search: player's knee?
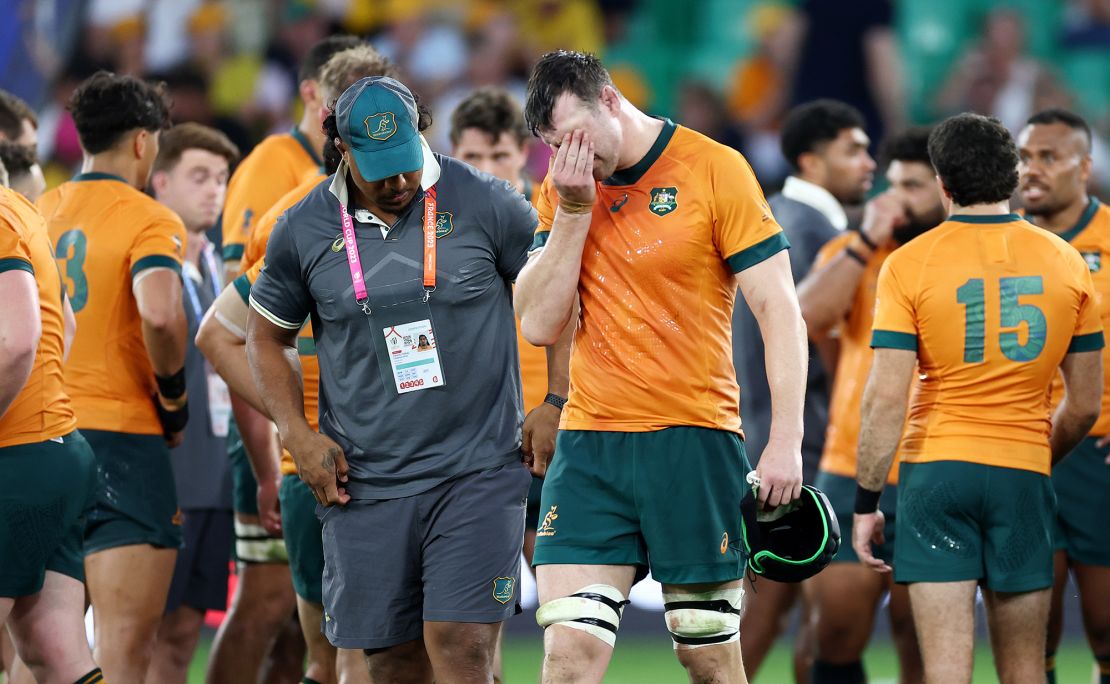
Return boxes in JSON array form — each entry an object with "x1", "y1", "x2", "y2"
[
  {"x1": 661, "y1": 586, "x2": 743, "y2": 651},
  {"x1": 537, "y1": 584, "x2": 629, "y2": 650},
  {"x1": 811, "y1": 659, "x2": 865, "y2": 684}
]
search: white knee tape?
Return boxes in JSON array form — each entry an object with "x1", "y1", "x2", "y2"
[
  {"x1": 234, "y1": 520, "x2": 288, "y2": 563},
  {"x1": 535, "y1": 584, "x2": 629, "y2": 647},
  {"x1": 662, "y1": 587, "x2": 744, "y2": 649}
]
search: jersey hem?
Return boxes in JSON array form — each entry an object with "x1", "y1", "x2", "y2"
[
  {"x1": 222, "y1": 244, "x2": 245, "y2": 262},
  {"x1": 558, "y1": 420, "x2": 743, "y2": 434},
  {"x1": 233, "y1": 274, "x2": 252, "y2": 304}
]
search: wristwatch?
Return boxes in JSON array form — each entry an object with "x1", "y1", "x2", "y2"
[{"x1": 544, "y1": 393, "x2": 567, "y2": 410}]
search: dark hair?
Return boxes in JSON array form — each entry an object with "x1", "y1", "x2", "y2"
[
  {"x1": 0, "y1": 141, "x2": 36, "y2": 179},
  {"x1": 0, "y1": 90, "x2": 37, "y2": 140},
  {"x1": 928, "y1": 113, "x2": 1019, "y2": 206},
  {"x1": 450, "y1": 87, "x2": 530, "y2": 147},
  {"x1": 322, "y1": 94, "x2": 432, "y2": 175},
  {"x1": 153, "y1": 122, "x2": 240, "y2": 173},
  {"x1": 524, "y1": 50, "x2": 613, "y2": 136},
  {"x1": 68, "y1": 71, "x2": 171, "y2": 154},
  {"x1": 881, "y1": 126, "x2": 934, "y2": 168},
  {"x1": 1026, "y1": 108, "x2": 1092, "y2": 149},
  {"x1": 299, "y1": 35, "x2": 363, "y2": 84},
  {"x1": 780, "y1": 99, "x2": 866, "y2": 171}
]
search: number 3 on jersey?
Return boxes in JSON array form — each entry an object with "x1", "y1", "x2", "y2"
[
  {"x1": 55, "y1": 229, "x2": 88, "y2": 312},
  {"x1": 956, "y1": 275, "x2": 1046, "y2": 363}
]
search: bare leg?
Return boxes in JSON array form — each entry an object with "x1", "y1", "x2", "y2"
[
  {"x1": 888, "y1": 582, "x2": 924, "y2": 684},
  {"x1": 537, "y1": 564, "x2": 637, "y2": 684},
  {"x1": 7, "y1": 571, "x2": 98, "y2": 684},
  {"x1": 1046, "y1": 551, "x2": 1069, "y2": 680},
  {"x1": 738, "y1": 576, "x2": 798, "y2": 679},
  {"x1": 808, "y1": 562, "x2": 885, "y2": 679},
  {"x1": 983, "y1": 587, "x2": 1051, "y2": 684},
  {"x1": 337, "y1": 646, "x2": 371, "y2": 684},
  {"x1": 365, "y1": 639, "x2": 434, "y2": 684},
  {"x1": 296, "y1": 596, "x2": 337, "y2": 684},
  {"x1": 424, "y1": 621, "x2": 502, "y2": 684},
  {"x1": 664, "y1": 580, "x2": 748, "y2": 684},
  {"x1": 85, "y1": 544, "x2": 177, "y2": 682},
  {"x1": 147, "y1": 605, "x2": 206, "y2": 684},
  {"x1": 1073, "y1": 564, "x2": 1110, "y2": 680},
  {"x1": 907, "y1": 581, "x2": 977, "y2": 684}
]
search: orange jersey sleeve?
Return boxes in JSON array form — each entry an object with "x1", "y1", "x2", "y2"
[
  {"x1": 221, "y1": 131, "x2": 323, "y2": 267},
  {"x1": 871, "y1": 215, "x2": 1106, "y2": 475},
  {"x1": 713, "y1": 151, "x2": 787, "y2": 273},
  {"x1": 40, "y1": 175, "x2": 186, "y2": 435},
  {"x1": 0, "y1": 187, "x2": 76, "y2": 446}
]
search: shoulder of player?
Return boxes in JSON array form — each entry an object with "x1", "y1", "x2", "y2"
[
  {"x1": 228, "y1": 133, "x2": 301, "y2": 183},
  {"x1": 667, "y1": 125, "x2": 750, "y2": 177},
  {"x1": 436, "y1": 153, "x2": 516, "y2": 197}
]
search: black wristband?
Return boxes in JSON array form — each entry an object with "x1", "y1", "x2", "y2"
[
  {"x1": 155, "y1": 398, "x2": 189, "y2": 435},
  {"x1": 844, "y1": 246, "x2": 868, "y2": 266},
  {"x1": 544, "y1": 393, "x2": 567, "y2": 410},
  {"x1": 854, "y1": 485, "x2": 882, "y2": 514},
  {"x1": 155, "y1": 368, "x2": 187, "y2": 400},
  {"x1": 857, "y1": 230, "x2": 879, "y2": 251}
]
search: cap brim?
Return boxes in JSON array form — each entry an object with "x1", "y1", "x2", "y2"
[{"x1": 350, "y1": 134, "x2": 423, "y2": 183}]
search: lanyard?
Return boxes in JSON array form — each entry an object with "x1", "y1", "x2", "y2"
[
  {"x1": 183, "y1": 246, "x2": 222, "y2": 321},
  {"x1": 341, "y1": 187, "x2": 437, "y2": 316}
]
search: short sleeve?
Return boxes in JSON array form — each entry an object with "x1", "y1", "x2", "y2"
[
  {"x1": 248, "y1": 213, "x2": 311, "y2": 330},
  {"x1": 0, "y1": 219, "x2": 33, "y2": 275},
  {"x1": 129, "y1": 211, "x2": 185, "y2": 281},
  {"x1": 530, "y1": 176, "x2": 556, "y2": 253},
  {"x1": 1068, "y1": 254, "x2": 1105, "y2": 353},
  {"x1": 870, "y1": 255, "x2": 918, "y2": 351},
  {"x1": 239, "y1": 203, "x2": 281, "y2": 275},
  {"x1": 491, "y1": 180, "x2": 539, "y2": 281},
  {"x1": 713, "y1": 151, "x2": 791, "y2": 273},
  {"x1": 813, "y1": 233, "x2": 853, "y2": 271}
]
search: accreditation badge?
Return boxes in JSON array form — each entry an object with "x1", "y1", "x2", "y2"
[
  {"x1": 382, "y1": 319, "x2": 445, "y2": 394},
  {"x1": 206, "y1": 367, "x2": 231, "y2": 437}
]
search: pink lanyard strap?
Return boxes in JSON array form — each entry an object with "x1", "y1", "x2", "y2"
[{"x1": 341, "y1": 187, "x2": 438, "y2": 315}]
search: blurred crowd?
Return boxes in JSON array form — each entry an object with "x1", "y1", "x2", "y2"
[{"x1": 3, "y1": 0, "x2": 1110, "y2": 194}]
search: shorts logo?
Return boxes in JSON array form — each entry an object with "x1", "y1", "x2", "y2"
[
  {"x1": 1082, "y1": 250, "x2": 1101, "y2": 272},
  {"x1": 648, "y1": 187, "x2": 678, "y2": 216},
  {"x1": 720, "y1": 532, "x2": 729, "y2": 555},
  {"x1": 172, "y1": 509, "x2": 184, "y2": 526},
  {"x1": 331, "y1": 235, "x2": 344, "y2": 252},
  {"x1": 364, "y1": 112, "x2": 398, "y2": 141},
  {"x1": 435, "y1": 212, "x2": 453, "y2": 239},
  {"x1": 492, "y1": 577, "x2": 515, "y2": 604},
  {"x1": 536, "y1": 505, "x2": 558, "y2": 537}
]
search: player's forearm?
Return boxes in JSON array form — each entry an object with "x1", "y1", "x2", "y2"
[
  {"x1": 757, "y1": 300, "x2": 808, "y2": 448},
  {"x1": 62, "y1": 296, "x2": 76, "y2": 362},
  {"x1": 232, "y1": 392, "x2": 280, "y2": 484},
  {"x1": 1050, "y1": 397, "x2": 1100, "y2": 465},
  {"x1": 797, "y1": 254, "x2": 865, "y2": 338},
  {"x1": 246, "y1": 314, "x2": 310, "y2": 446},
  {"x1": 516, "y1": 210, "x2": 591, "y2": 346},
  {"x1": 141, "y1": 312, "x2": 187, "y2": 376},
  {"x1": 0, "y1": 344, "x2": 35, "y2": 419},
  {"x1": 197, "y1": 310, "x2": 268, "y2": 414},
  {"x1": 856, "y1": 382, "x2": 906, "y2": 491},
  {"x1": 545, "y1": 309, "x2": 576, "y2": 397}
]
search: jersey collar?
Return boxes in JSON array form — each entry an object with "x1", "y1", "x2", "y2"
[
  {"x1": 290, "y1": 126, "x2": 324, "y2": 168},
  {"x1": 949, "y1": 213, "x2": 1023, "y2": 224},
  {"x1": 782, "y1": 176, "x2": 848, "y2": 231},
  {"x1": 1057, "y1": 197, "x2": 1100, "y2": 243},
  {"x1": 602, "y1": 117, "x2": 676, "y2": 187},
  {"x1": 72, "y1": 171, "x2": 127, "y2": 184},
  {"x1": 328, "y1": 136, "x2": 441, "y2": 239}
]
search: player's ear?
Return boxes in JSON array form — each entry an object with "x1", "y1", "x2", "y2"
[
  {"x1": 1079, "y1": 152, "x2": 1093, "y2": 186},
  {"x1": 599, "y1": 85, "x2": 621, "y2": 117},
  {"x1": 133, "y1": 129, "x2": 148, "y2": 160},
  {"x1": 300, "y1": 79, "x2": 318, "y2": 108},
  {"x1": 150, "y1": 170, "x2": 168, "y2": 194}
]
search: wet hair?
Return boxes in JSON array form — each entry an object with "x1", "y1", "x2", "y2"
[
  {"x1": 68, "y1": 71, "x2": 171, "y2": 154},
  {"x1": 318, "y1": 45, "x2": 398, "y2": 104},
  {"x1": 153, "y1": 122, "x2": 240, "y2": 173},
  {"x1": 0, "y1": 90, "x2": 37, "y2": 141},
  {"x1": 881, "y1": 126, "x2": 934, "y2": 169},
  {"x1": 524, "y1": 50, "x2": 613, "y2": 136},
  {"x1": 450, "y1": 87, "x2": 529, "y2": 148},
  {"x1": 1026, "y1": 108, "x2": 1092, "y2": 151},
  {"x1": 780, "y1": 99, "x2": 866, "y2": 171},
  {"x1": 0, "y1": 141, "x2": 36, "y2": 180},
  {"x1": 299, "y1": 35, "x2": 363, "y2": 84},
  {"x1": 928, "y1": 113, "x2": 1019, "y2": 206},
  {"x1": 322, "y1": 92, "x2": 432, "y2": 175}
]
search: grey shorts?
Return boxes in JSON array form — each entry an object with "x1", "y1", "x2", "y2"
[{"x1": 318, "y1": 461, "x2": 531, "y2": 650}]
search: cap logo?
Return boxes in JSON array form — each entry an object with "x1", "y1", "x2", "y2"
[{"x1": 364, "y1": 112, "x2": 397, "y2": 141}]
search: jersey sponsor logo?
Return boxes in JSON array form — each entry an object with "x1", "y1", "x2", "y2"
[
  {"x1": 648, "y1": 187, "x2": 678, "y2": 216},
  {"x1": 536, "y1": 504, "x2": 558, "y2": 537},
  {"x1": 435, "y1": 211, "x2": 453, "y2": 239},
  {"x1": 1082, "y1": 250, "x2": 1101, "y2": 272},
  {"x1": 610, "y1": 192, "x2": 629, "y2": 212},
  {"x1": 492, "y1": 576, "x2": 515, "y2": 604},
  {"x1": 364, "y1": 112, "x2": 398, "y2": 141}
]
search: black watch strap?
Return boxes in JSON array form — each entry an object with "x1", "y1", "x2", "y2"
[{"x1": 544, "y1": 393, "x2": 567, "y2": 410}]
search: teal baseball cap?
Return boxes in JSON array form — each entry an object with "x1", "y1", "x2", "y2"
[{"x1": 335, "y1": 76, "x2": 423, "y2": 182}]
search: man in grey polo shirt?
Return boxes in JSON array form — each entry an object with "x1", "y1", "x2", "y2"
[{"x1": 246, "y1": 76, "x2": 538, "y2": 681}]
